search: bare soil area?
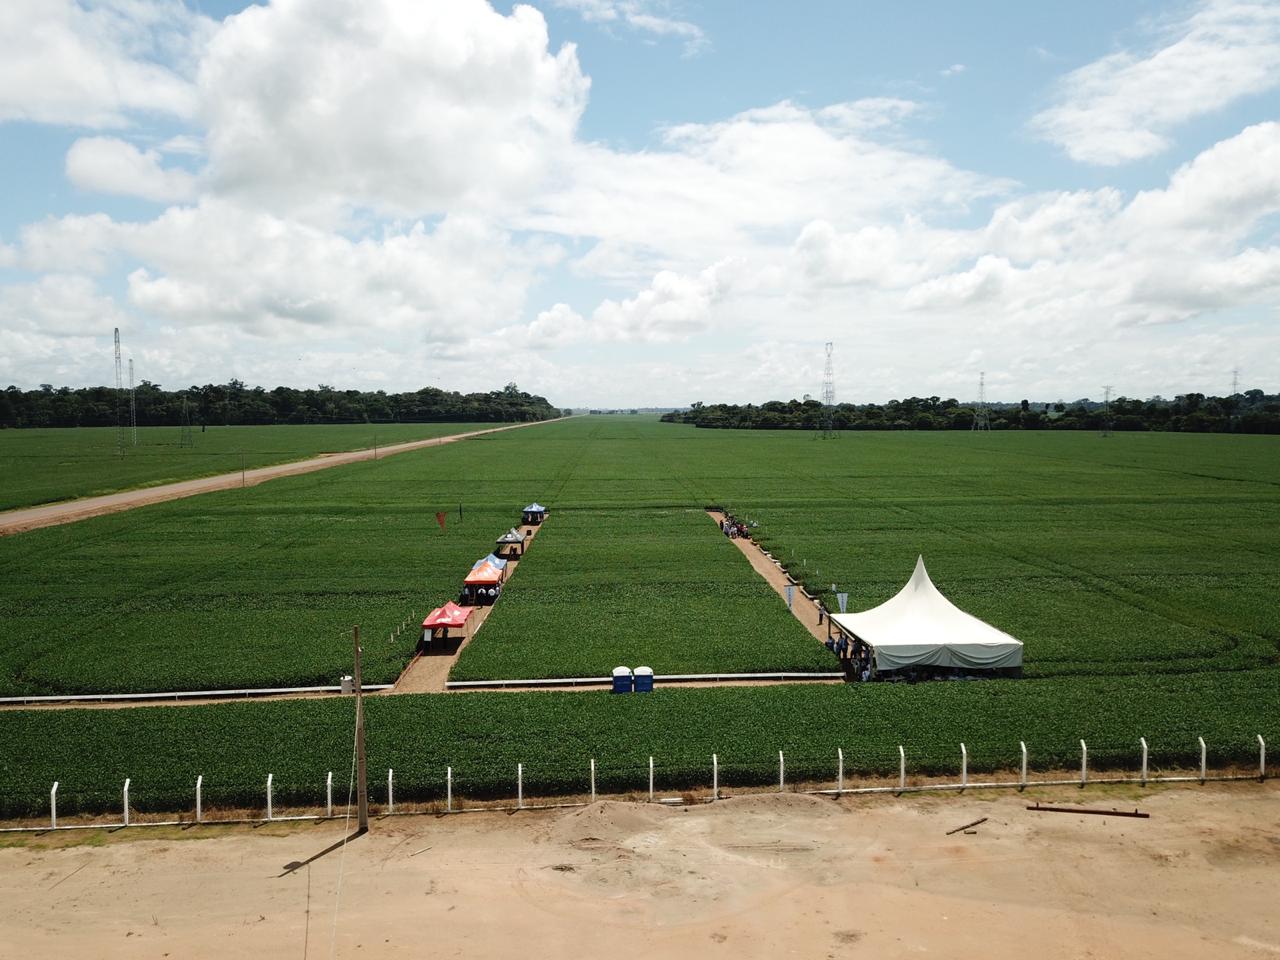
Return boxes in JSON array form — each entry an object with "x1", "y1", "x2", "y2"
[
  {"x1": 0, "y1": 418, "x2": 568, "y2": 537},
  {"x1": 2, "y1": 783, "x2": 1277, "y2": 959}
]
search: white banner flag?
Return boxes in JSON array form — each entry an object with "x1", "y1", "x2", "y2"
[{"x1": 837, "y1": 592, "x2": 849, "y2": 614}]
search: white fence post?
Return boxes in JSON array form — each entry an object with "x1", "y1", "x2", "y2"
[
  {"x1": 778, "y1": 750, "x2": 785, "y2": 793},
  {"x1": 1198, "y1": 737, "x2": 1206, "y2": 784},
  {"x1": 1079, "y1": 741, "x2": 1088, "y2": 786},
  {"x1": 517, "y1": 763, "x2": 524, "y2": 809},
  {"x1": 1259, "y1": 735, "x2": 1267, "y2": 781},
  {"x1": 1140, "y1": 737, "x2": 1148, "y2": 785},
  {"x1": 388, "y1": 768, "x2": 395, "y2": 813},
  {"x1": 1019, "y1": 741, "x2": 1028, "y2": 790},
  {"x1": 196, "y1": 775, "x2": 203, "y2": 823},
  {"x1": 898, "y1": 745, "x2": 906, "y2": 791},
  {"x1": 266, "y1": 773, "x2": 273, "y2": 820},
  {"x1": 447, "y1": 766, "x2": 454, "y2": 813},
  {"x1": 712, "y1": 753, "x2": 719, "y2": 801},
  {"x1": 50, "y1": 782, "x2": 58, "y2": 829},
  {"x1": 648, "y1": 756, "x2": 655, "y2": 802},
  {"x1": 122, "y1": 778, "x2": 131, "y2": 827},
  {"x1": 589, "y1": 758, "x2": 596, "y2": 803},
  {"x1": 837, "y1": 748, "x2": 844, "y2": 795},
  {"x1": 326, "y1": 771, "x2": 333, "y2": 818},
  {"x1": 960, "y1": 743, "x2": 968, "y2": 789}
]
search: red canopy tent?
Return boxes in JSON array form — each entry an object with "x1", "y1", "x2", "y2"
[{"x1": 421, "y1": 601, "x2": 475, "y2": 650}]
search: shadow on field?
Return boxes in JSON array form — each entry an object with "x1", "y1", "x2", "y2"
[{"x1": 278, "y1": 827, "x2": 367, "y2": 877}]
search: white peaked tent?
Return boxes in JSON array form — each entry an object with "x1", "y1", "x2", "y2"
[{"x1": 830, "y1": 556, "x2": 1023, "y2": 672}]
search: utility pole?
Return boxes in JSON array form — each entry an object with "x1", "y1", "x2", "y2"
[{"x1": 353, "y1": 625, "x2": 369, "y2": 832}]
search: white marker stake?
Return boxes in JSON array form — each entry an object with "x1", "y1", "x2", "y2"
[
  {"x1": 517, "y1": 763, "x2": 524, "y2": 810},
  {"x1": 266, "y1": 773, "x2": 273, "y2": 821},
  {"x1": 960, "y1": 743, "x2": 968, "y2": 789},
  {"x1": 196, "y1": 775, "x2": 203, "y2": 823},
  {"x1": 326, "y1": 771, "x2": 333, "y2": 818},
  {"x1": 123, "y1": 778, "x2": 130, "y2": 827},
  {"x1": 387, "y1": 768, "x2": 395, "y2": 814},
  {"x1": 50, "y1": 782, "x2": 58, "y2": 829},
  {"x1": 648, "y1": 757, "x2": 655, "y2": 802},
  {"x1": 1259, "y1": 735, "x2": 1267, "y2": 781},
  {"x1": 447, "y1": 767, "x2": 453, "y2": 813},
  {"x1": 590, "y1": 758, "x2": 596, "y2": 803},
  {"x1": 1140, "y1": 737, "x2": 1148, "y2": 786},
  {"x1": 1019, "y1": 741, "x2": 1028, "y2": 789},
  {"x1": 778, "y1": 750, "x2": 785, "y2": 793},
  {"x1": 1198, "y1": 737, "x2": 1206, "y2": 785},
  {"x1": 898, "y1": 746, "x2": 906, "y2": 791},
  {"x1": 837, "y1": 748, "x2": 844, "y2": 795},
  {"x1": 712, "y1": 754, "x2": 719, "y2": 801},
  {"x1": 1079, "y1": 741, "x2": 1088, "y2": 786}
]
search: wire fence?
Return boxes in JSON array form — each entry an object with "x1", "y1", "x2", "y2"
[{"x1": 0, "y1": 733, "x2": 1268, "y2": 832}]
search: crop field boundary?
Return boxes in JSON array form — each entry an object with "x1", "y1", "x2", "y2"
[
  {"x1": 445, "y1": 672, "x2": 846, "y2": 690},
  {"x1": 0, "y1": 415, "x2": 574, "y2": 536},
  {"x1": 2, "y1": 741, "x2": 1268, "y2": 834},
  {"x1": 0, "y1": 684, "x2": 395, "y2": 708}
]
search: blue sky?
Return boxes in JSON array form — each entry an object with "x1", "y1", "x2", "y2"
[{"x1": 0, "y1": 0, "x2": 1278, "y2": 406}]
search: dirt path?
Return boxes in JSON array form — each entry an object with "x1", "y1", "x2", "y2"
[
  {"x1": 0, "y1": 418, "x2": 571, "y2": 537},
  {"x1": 390, "y1": 523, "x2": 543, "y2": 694},
  {"x1": 2, "y1": 783, "x2": 1276, "y2": 959},
  {"x1": 708, "y1": 510, "x2": 833, "y2": 646}
]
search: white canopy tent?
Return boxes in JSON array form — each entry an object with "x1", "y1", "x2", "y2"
[{"x1": 830, "y1": 556, "x2": 1023, "y2": 672}]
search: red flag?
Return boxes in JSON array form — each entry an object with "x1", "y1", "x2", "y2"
[{"x1": 435, "y1": 511, "x2": 447, "y2": 531}]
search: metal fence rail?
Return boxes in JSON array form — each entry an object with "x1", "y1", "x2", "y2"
[{"x1": 0, "y1": 734, "x2": 1266, "y2": 834}]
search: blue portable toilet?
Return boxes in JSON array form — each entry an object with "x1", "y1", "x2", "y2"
[
  {"x1": 611, "y1": 666, "x2": 633, "y2": 694},
  {"x1": 634, "y1": 666, "x2": 654, "y2": 693}
]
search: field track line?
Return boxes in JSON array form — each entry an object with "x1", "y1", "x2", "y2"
[{"x1": 0, "y1": 416, "x2": 573, "y2": 537}]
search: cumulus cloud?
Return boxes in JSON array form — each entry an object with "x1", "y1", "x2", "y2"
[
  {"x1": 0, "y1": 274, "x2": 126, "y2": 337},
  {"x1": 198, "y1": 0, "x2": 589, "y2": 219},
  {"x1": 0, "y1": 0, "x2": 207, "y2": 127},
  {"x1": 940, "y1": 63, "x2": 966, "y2": 77},
  {"x1": 66, "y1": 136, "x2": 197, "y2": 203},
  {"x1": 1031, "y1": 0, "x2": 1280, "y2": 164}
]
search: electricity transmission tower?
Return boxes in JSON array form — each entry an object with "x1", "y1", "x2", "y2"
[
  {"x1": 1101, "y1": 385, "x2": 1114, "y2": 437},
  {"x1": 821, "y1": 341, "x2": 836, "y2": 438},
  {"x1": 113, "y1": 328, "x2": 125, "y2": 458},
  {"x1": 1231, "y1": 367, "x2": 1240, "y2": 397},
  {"x1": 128, "y1": 358, "x2": 137, "y2": 446},
  {"x1": 179, "y1": 396, "x2": 195, "y2": 448},
  {"x1": 971, "y1": 372, "x2": 990, "y2": 431}
]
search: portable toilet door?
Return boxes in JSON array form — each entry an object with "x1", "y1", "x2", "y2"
[
  {"x1": 634, "y1": 666, "x2": 654, "y2": 693},
  {"x1": 611, "y1": 666, "x2": 633, "y2": 694}
]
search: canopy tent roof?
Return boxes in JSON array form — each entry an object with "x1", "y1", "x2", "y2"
[
  {"x1": 422, "y1": 601, "x2": 475, "y2": 630},
  {"x1": 495, "y1": 528, "x2": 526, "y2": 544},
  {"x1": 523, "y1": 502, "x2": 546, "y2": 513},
  {"x1": 830, "y1": 556, "x2": 1023, "y2": 671},
  {"x1": 464, "y1": 555, "x2": 507, "y2": 585}
]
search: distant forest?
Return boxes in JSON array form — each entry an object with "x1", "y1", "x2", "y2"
[
  {"x1": 662, "y1": 390, "x2": 1280, "y2": 434},
  {"x1": 0, "y1": 380, "x2": 567, "y2": 428}
]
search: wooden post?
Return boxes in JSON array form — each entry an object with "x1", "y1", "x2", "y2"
[{"x1": 354, "y1": 626, "x2": 369, "y2": 832}]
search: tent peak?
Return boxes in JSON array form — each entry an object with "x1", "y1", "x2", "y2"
[{"x1": 908, "y1": 555, "x2": 933, "y2": 591}]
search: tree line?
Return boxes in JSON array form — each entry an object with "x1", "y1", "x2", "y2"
[
  {"x1": 661, "y1": 390, "x2": 1280, "y2": 434},
  {"x1": 0, "y1": 380, "x2": 568, "y2": 429}
]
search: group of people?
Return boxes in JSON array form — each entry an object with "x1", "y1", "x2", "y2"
[
  {"x1": 720, "y1": 514, "x2": 753, "y2": 539},
  {"x1": 826, "y1": 630, "x2": 873, "y2": 682}
]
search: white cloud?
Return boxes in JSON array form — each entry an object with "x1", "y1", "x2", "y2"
[
  {"x1": 940, "y1": 63, "x2": 966, "y2": 77},
  {"x1": 66, "y1": 136, "x2": 197, "y2": 203},
  {"x1": 551, "y1": 0, "x2": 707, "y2": 55},
  {"x1": 0, "y1": 0, "x2": 206, "y2": 128},
  {"x1": 1031, "y1": 0, "x2": 1280, "y2": 164},
  {"x1": 591, "y1": 259, "x2": 738, "y2": 342},
  {"x1": 0, "y1": 274, "x2": 126, "y2": 338},
  {"x1": 198, "y1": 0, "x2": 588, "y2": 220}
]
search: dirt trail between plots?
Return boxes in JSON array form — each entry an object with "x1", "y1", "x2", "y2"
[
  {"x1": 0, "y1": 417, "x2": 570, "y2": 537},
  {"x1": 3, "y1": 783, "x2": 1277, "y2": 959},
  {"x1": 707, "y1": 510, "x2": 834, "y2": 647},
  {"x1": 390, "y1": 523, "x2": 543, "y2": 694}
]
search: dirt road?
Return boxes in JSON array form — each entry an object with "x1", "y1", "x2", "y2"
[
  {"x1": 2, "y1": 783, "x2": 1276, "y2": 959},
  {"x1": 0, "y1": 418, "x2": 569, "y2": 537}
]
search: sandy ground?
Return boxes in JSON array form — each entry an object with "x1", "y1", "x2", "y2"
[
  {"x1": 391, "y1": 523, "x2": 542, "y2": 694},
  {"x1": 2, "y1": 783, "x2": 1277, "y2": 959},
  {"x1": 0, "y1": 418, "x2": 569, "y2": 537}
]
